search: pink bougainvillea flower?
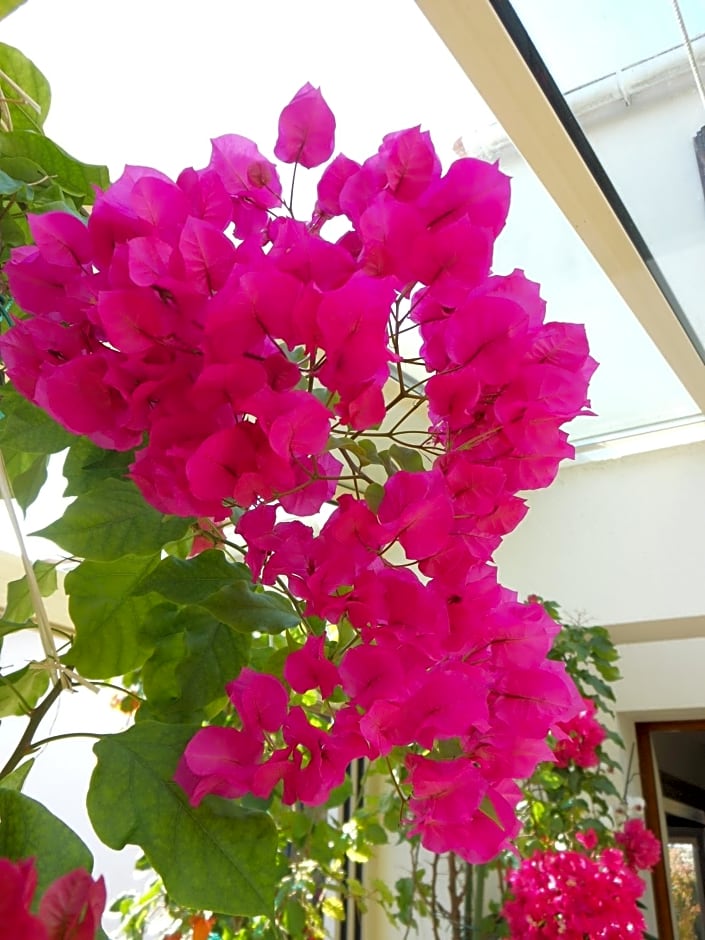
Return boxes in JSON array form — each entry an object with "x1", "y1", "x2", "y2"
[
  {"x1": 177, "y1": 725, "x2": 263, "y2": 803},
  {"x1": 34, "y1": 356, "x2": 141, "y2": 451},
  {"x1": 338, "y1": 643, "x2": 404, "y2": 711},
  {"x1": 28, "y1": 211, "x2": 93, "y2": 269},
  {"x1": 38, "y1": 868, "x2": 106, "y2": 940},
  {"x1": 314, "y1": 152, "x2": 361, "y2": 219},
  {"x1": 209, "y1": 134, "x2": 282, "y2": 208},
  {"x1": 274, "y1": 83, "x2": 336, "y2": 169},
  {"x1": 576, "y1": 828, "x2": 599, "y2": 851},
  {"x1": 0, "y1": 858, "x2": 105, "y2": 940},
  {"x1": 379, "y1": 125, "x2": 441, "y2": 202},
  {"x1": 419, "y1": 156, "x2": 511, "y2": 236},
  {"x1": 615, "y1": 818, "x2": 661, "y2": 871},
  {"x1": 0, "y1": 857, "x2": 48, "y2": 939},
  {"x1": 284, "y1": 634, "x2": 340, "y2": 699},
  {"x1": 553, "y1": 697, "x2": 606, "y2": 769},
  {"x1": 503, "y1": 847, "x2": 648, "y2": 939},
  {"x1": 226, "y1": 667, "x2": 289, "y2": 736},
  {"x1": 178, "y1": 216, "x2": 236, "y2": 294},
  {"x1": 176, "y1": 165, "x2": 232, "y2": 230},
  {"x1": 377, "y1": 469, "x2": 454, "y2": 560}
]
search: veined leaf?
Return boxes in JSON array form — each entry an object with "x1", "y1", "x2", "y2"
[
  {"x1": 34, "y1": 478, "x2": 192, "y2": 561},
  {"x1": 62, "y1": 438, "x2": 133, "y2": 497},
  {"x1": 0, "y1": 42, "x2": 50, "y2": 131},
  {"x1": 137, "y1": 550, "x2": 250, "y2": 605},
  {"x1": 87, "y1": 722, "x2": 277, "y2": 915},
  {"x1": 142, "y1": 607, "x2": 251, "y2": 722},
  {"x1": 198, "y1": 581, "x2": 299, "y2": 635},
  {"x1": 64, "y1": 554, "x2": 163, "y2": 678},
  {"x1": 0, "y1": 130, "x2": 108, "y2": 202},
  {"x1": 0, "y1": 384, "x2": 74, "y2": 454}
]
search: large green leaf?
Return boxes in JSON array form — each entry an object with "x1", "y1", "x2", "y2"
[
  {"x1": 142, "y1": 607, "x2": 251, "y2": 722},
  {"x1": 137, "y1": 550, "x2": 250, "y2": 605},
  {"x1": 0, "y1": 789, "x2": 93, "y2": 903},
  {"x1": 64, "y1": 554, "x2": 164, "y2": 678},
  {"x1": 0, "y1": 663, "x2": 48, "y2": 716},
  {"x1": 87, "y1": 722, "x2": 277, "y2": 915},
  {"x1": 4, "y1": 559, "x2": 57, "y2": 623},
  {"x1": 0, "y1": 42, "x2": 50, "y2": 131},
  {"x1": 0, "y1": 130, "x2": 108, "y2": 202},
  {"x1": 62, "y1": 438, "x2": 133, "y2": 497},
  {"x1": 34, "y1": 478, "x2": 192, "y2": 561},
  {"x1": 0, "y1": 384, "x2": 74, "y2": 453},
  {"x1": 199, "y1": 582, "x2": 300, "y2": 635}
]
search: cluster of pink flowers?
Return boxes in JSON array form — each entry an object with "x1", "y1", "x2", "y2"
[
  {"x1": 0, "y1": 858, "x2": 105, "y2": 940},
  {"x1": 553, "y1": 696, "x2": 607, "y2": 768},
  {"x1": 503, "y1": 824, "x2": 660, "y2": 939},
  {"x1": 0, "y1": 85, "x2": 597, "y2": 861},
  {"x1": 616, "y1": 817, "x2": 662, "y2": 871}
]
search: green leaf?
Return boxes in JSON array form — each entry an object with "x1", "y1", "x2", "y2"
[
  {"x1": 389, "y1": 443, "x2": 424, "y2": 473},
  {"x1": 64, "y1": 554, "x2": 162, "y2": 678},
  {"x1": 0, "y1": 131, "x2": 108, "y2": 202},
  {"x1": 284, "y1": 898, "x2": 307, "y2": 935},
  {"x1": 0, "y1": 167, "x2": 33, "y2": 199},
  {"x1": 198, "y1": 582, "x2": 299, "y2": 635},
  {"x1": 364, "y1": 482, "x2": 385, "y2": 513},
  {"x1": 4, "y1": 559, "x2": 57, "y2": 623},
  {"x1": 0, "y1": 789, "x2": 93, "y2": 902},
  {"x1": 0, "y1": 384, "x2": 74, "y2": 453},
  {"x1": 143, "y1": 607, "x2": 250, "y2": 722},
  {"x1": 137, "y1": 550, "x2": 250, "y2": 605},
  {"x1": 87, "y1": 722, "x2": 277, "y2": 915},
  {"x1": 0, "y1": 42, "x2": 50, "y2": 131},
  {"x1": 322, "y1": 896, "x2": 345, "y2": 921},
  {"x1": 0, "y1": 757, "x2": 34, "y2": 791},
  {"x1": 34, "y1": 478, "x2": 192, "y2": 560},
  {"x1": 10, "y1": 451, "x2": 48, "y2": 512},
  {"x1": 0, "y1": 663, "x2": 48, "y2": 716},
  {"x1": 62, "y1": 438, "x2": 133, "y2": 497}
]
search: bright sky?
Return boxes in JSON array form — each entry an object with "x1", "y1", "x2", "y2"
[{"x1": 1, "y1": 0, "x2": 495, "y2": 181}]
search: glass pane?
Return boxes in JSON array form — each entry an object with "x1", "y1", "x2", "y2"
[
  {"x1": 669, "y1": 841, "x2": 705, "y2": 939},
  {"x1": 1, "y1": 0, "x2": 699, "y2": 442},
  {"x1": 509, "y1": 0, "x2": 705, "y2": 412}
]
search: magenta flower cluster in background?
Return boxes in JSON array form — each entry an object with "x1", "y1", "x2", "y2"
[
  {"x1": 0, "y1": 84, "x2": 598, "y2": 862},
  {"x1": 553, "y1": 696, "x2": 607, "y2": 769},
  {"x1": 503, "y1": 820, "x2": 661, "y2": 939}
]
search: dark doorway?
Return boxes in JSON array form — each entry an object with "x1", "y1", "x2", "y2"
[{"x1": 637, "y1": 721, "x2": 705, "y2": 939}]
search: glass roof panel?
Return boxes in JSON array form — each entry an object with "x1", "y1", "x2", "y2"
[
  {"x1": 510, "y1": 0, "x2": 705, "y2": 373},
  {"x1": 1, "y1": 0, "x2": 699, "y2": 446}
]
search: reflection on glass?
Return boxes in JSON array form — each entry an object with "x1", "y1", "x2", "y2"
[{"x1": 669, "y1": 842, "x2": 704, "y2": 939}]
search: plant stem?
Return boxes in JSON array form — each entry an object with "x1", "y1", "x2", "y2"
[
  {"x1": 463, "y1": 863, "x2": 473, "y2": 940},
  {"x1": 474, "y1": 863, "x2": 486, "y2": 938},
  {"x1": 29, "y1": 731, "x2": 102, "y2": 750},
  {"x1": 0, "y1": 680, "x2": 64, "y2": 780}
]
